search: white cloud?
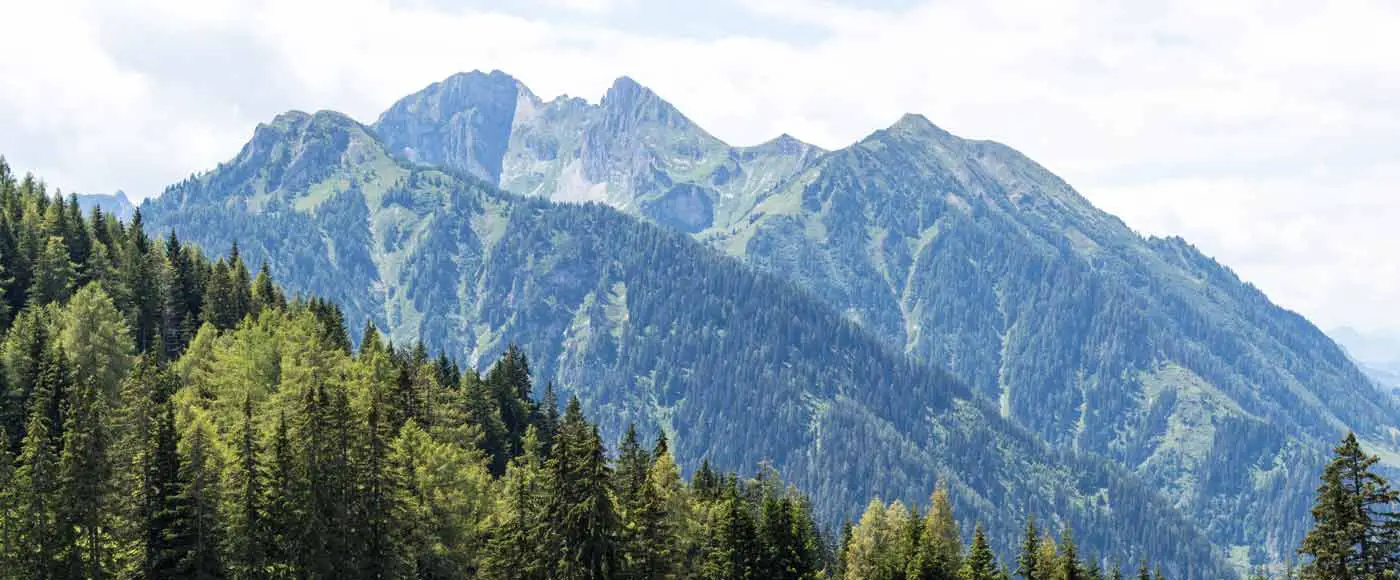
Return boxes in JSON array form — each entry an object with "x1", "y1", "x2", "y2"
[{"x1": 0, "y1": 0, "x2": 1397, "y2": 334}]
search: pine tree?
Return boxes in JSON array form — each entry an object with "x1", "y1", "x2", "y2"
[
  {"x1": 1, "y1": 306, "x2": 51, "y2": 451},
  {"x1": 616, "y1": 424, "x2": 652, "y2": 579},
  {"x1": 915, "y1": 485, "x2": 962, "y2": 580},
  {"x1": 28, "y1": 235, "x2": 75, "y2": 305},
  {"x1": 224, "y1": 396, "x2": 267, "y2": 580},
  {"x1": 160, "y1": 232, "x2": 202, "y2": 359},
  {"x1": 249, "y1": 263, "x2": 284, "y2": 316},
  {"x1": 14, "y1": 399, "x2": 61, "y2": 578},
  {"x1": 263, "y1": 413, "x2": 298, "y2": 579},
  {"x1": 1085, "y1": 556, "x2": 1103, "y2": 580},
  {"x1": 705, "y1": 486, "x2": 760, "y2": 580},
  {"x1": 145, "y1": 401, "x2": 185, "y2": 577},
  {"x1": 352, "y1": 382, "x2": 410, "y2": 580},
  {"x1": 227, "y1": 242, "x2": 253, "y2": 326},
  {"x1": 169, "y1": 416, "x2": 226, "y2": 579},
  {"x1": 118, "y1": 212, "x2": 160, "y2": 353},
  {"x1": 0, "y1": 426, "x2": 18, "y2": 576},
  {"x1": 464, "y1": 371, "x2": 509, "y2": 475},
  {"x1": 1299, "y1": 432, "x2": 1400, "y2": 580},
  {"x1": 482, "y1": 426, "x2": 549, "y2": 580},
  {"x1": 202, "y1": 260, "x2": 236, "y2": 331},
  {"x1": 485, "y1": 344, "x2": 535, "y2": 462},
  {"x1": 56, "y1": 376, "x2": 109, "y2": 578},
  {"x1": 1017, "y1": 515, "x2": 1042, "y2": 580},
  {"x1": 546, "y1": 398, "x2": 620, "y2": 580},
  {"x1": 961, "y1": 525, "x2": 1000, "y2": 580},
  {"x1": 108, "y1": 359, "x2": 174, "y2": 577},
  {"x1": 1057, "y1": 527, "x2": 1084, "y2": 580}
]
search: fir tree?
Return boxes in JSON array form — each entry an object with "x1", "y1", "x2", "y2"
[
  {"x1": 56, "y1": 376, "x2": 109, "y2": 578},
  {"x1": 169, "y1": 416, "x2": 226, "y2": 579},
  {"x1": 1017, "y1": 515, "x2": 1041, "y2": 580},
  {"x1": 1299, "y1": 432, "x2": 1400, "y2": 580},
  {"x1": 224, "y1": 396, "x2": 267, "y2": 580},
  {"x1": 28, "y1": 235, "x2": 75, "y2": 305},
  {"x1": 961, "y1": 525, "x2": 1000, "y2": 580},
  {"x1": 14, "y1": 399, "x2": 61, "y2": 578},
  {"x1": 1057, "y1": 527, "x2": 1084, "y2": 580},
  {"x1": 546, "y1": 398, "x2": 620, "y2": 580},
  {"x1": 482, "y1": 426, "x2": 549, "y2": 580}
]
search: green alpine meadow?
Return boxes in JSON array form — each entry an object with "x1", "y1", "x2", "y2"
[{"x1": 0, "y1": 65, "x2": 1396, "y2": 579}]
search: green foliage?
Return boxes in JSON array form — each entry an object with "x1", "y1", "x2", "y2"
[
  {"x1": 140, "y1": 119, "x2": 1239, "y2": 576},
  {"x1": 1298, "y1": 433, "x2": 1400, "y2": 579}
]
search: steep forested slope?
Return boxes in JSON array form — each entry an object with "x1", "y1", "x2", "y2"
[
  {"x1": 138, "y1": 113, "x2": 1235, "y2": 576},
  {"x1": 364, "y1": 71, "x2": 1400, "y2": 564}
]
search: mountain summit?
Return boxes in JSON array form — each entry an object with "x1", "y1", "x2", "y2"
[{"x1": 142, "y1": 70, "x2": 1400, "y2": 572}]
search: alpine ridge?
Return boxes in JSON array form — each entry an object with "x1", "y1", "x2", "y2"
[{"x1": 140, "y1": 69, "x2": 1400, "y2": 573}]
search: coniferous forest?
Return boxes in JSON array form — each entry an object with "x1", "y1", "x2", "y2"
[{"x1": 0, "y1": 158, "x2": 1398, "y2": 579}]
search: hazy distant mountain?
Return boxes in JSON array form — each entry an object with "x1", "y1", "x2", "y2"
[
  {"x1": 75, "y1": 190, "x2": 135, "y2": 220},
  {"x1": 1330, "y1": 326, "x2": 1400, "y2": 396},
  {"x1": 141, "y1": 107, "x2": 1236, "y2": 577}
]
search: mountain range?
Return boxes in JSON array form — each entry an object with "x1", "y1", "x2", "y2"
[
  {"x1": 140, "y1": 70, "x2": 1400, "y2": 574},
  {"x1": 75, "y1": 190, "x2": 135, "y2": 220}
]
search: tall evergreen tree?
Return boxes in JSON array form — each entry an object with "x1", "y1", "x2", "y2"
[
  {"x1": 961, "y1": 525, "x2": 1000, "y2": 580},
  {"x1": 224, "y1": 396, "x2": 267, "y2": 580},
  {"x1": 145, "y1": 401, "x2": 185, "y2": 578},
  {"x1": 546, "y1": 398, "x2": 620, "y2": 580},
  {"x1": 1018, "y1": 515, "x2": 1042, "y2": 580},
  {"x1": 169, "y1": 416, "x2": 226, "y2": 579},
  {"x1": 14, "y1": 398, "x2": 62, "y2": 579},
  {"x1": 263, "y1": 413, "x2": 299, "y2": 579},
  {"x1": 352, "y1": 380, "x2": 410, "y2": 580},
  {"x1": 28, "y1": 235, "x2": 75, "y2": 306},
  {"x1": 56, "y1": 376, "x2": 109, "y2": 578},
  {"x1": 1057, "y1": 527, "x2": 1084, "y2": 580},
  {"x1": 482, "y1": 426, "x2": 549, "y2": 580},
  {"x1": 1299, "y1": 432, "x2": 1400, "y2": 580}
]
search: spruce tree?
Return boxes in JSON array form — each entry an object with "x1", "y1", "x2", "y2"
[
  {"x1": 28, "y1": 235, "x2": 75, "y2": 305},
  {"x1": 1057, "y1": 527, "x2": 1085, "y2": 580},
  {"x1": 1299, "y1": 432, "x2": 1400, "y2": 580},
  {"x1": 56, "y1": 376, "x2": 109, "y2": 578},
  {"x1": 1017, "y1": 515, "x2": 1041, "y2": 580},
  {"x1": 0, "y1": 426, "x2": 18, "y2": 576},
  {"x1": 263, "y1": 413, "x2": 299, "y2": 579},
  {"x1": 224, "y1": 396, "x2": 267, "y2": 580},
  {"x1": 353, "y1": 384, "x2": 410, "y2": 580},
  {"x1": 482, "y1": 426, "x2": 549, "y2": 580},
  {"x1": 961, "y1": 525, "x2": 1000, "y2": 580},
  {"x1": 14, "y1": 400, "x2": 61, "y2": 578},
  {"x1": 169, "y1": 416, "x2": 226, "y2": 579},
  {"x1": 616, "y1": 423, "x2": 651, "y2": 579},
  {"x1": 546, "y1": 398, "x2": 620, "y2": 580}
]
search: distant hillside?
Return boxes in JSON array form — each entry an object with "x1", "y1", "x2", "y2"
[
  {"x1": 141, "y1": 108, "x2": 1237, "y2": 577},
  {"x1": 364, "y1": 71, "x2": 1400, "y2": 566},
  {"x1": 75, "y1": 190, "x2": 135, "y2": 220}
]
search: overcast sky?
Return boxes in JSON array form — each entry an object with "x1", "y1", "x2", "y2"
[{"x1": 2, "y1": 0, "x2": 1398, "y2": 338}]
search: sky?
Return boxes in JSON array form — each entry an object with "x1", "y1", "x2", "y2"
[{"x1": 1, "y1": 0, "x2": 1398, "y2": 339}]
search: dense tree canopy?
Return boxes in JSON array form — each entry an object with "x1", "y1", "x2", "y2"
[{"x1": 0, "y1": 157, "x2": 1368, "y2": 579}]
